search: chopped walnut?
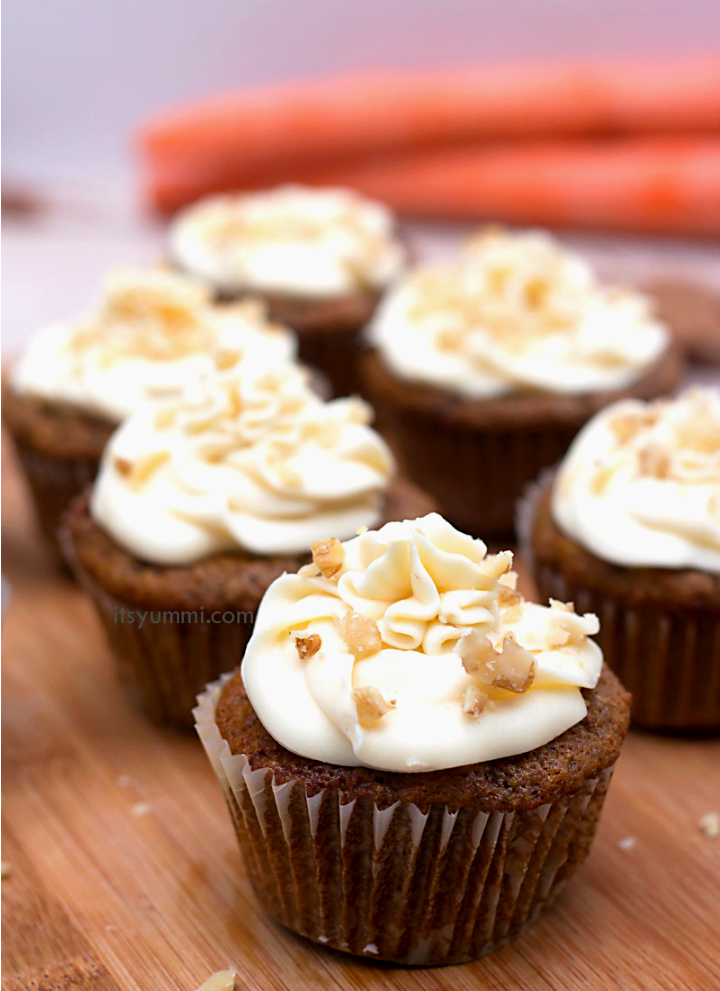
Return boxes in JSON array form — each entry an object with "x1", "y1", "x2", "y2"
[
  {"x1": 292, "y1": 632, "x2": 322, "y2": 661},
  {"x1": 195, "y1": 970, "x2": 237, "y2": 991},
  {"x1": 611, "y1": 414, "x2": 644, "y2": 443},
  {"x1": 298, "y1": 562, "x2": 321, "y2": 578},
  {"x1": 352, "y1": 686, "x2": 393, "y2": 725},
  {"x1": 638, "y1": 444, "x2": 671, "y2": 479},
  {"x1": 311, "y1": 538, "x2": 345, "y2": 579},
  {"x1": 215, "y1": 349, "x2": 242, "y2": 371},
  {"x1": 462, "y1": 684, "x2": 488, "y2": 716},
  {"x1": 337, "y1": 611, "x2": 382, "y2": 659},
  {"x1": 114, "y1": 452, "x2": 169, "y2": 484},
  {"x1": 549, "y1": 598, "x2": 575, "y2": 613},
  {"x1": 699, "y1": 812, "x2": 719, "y2": 839},
  {"x1": 456, "y1": 630, "x2": 535, "y2": 694},
  {"x1": 499, "y1": 584, "x2": 522, "y2": 608}
]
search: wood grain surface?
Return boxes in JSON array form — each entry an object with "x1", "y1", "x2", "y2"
[{"x1": 2, "y1": 433, "x2": 719, "y2": 991}]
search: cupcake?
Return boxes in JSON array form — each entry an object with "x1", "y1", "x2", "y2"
[
  {"x1": 524, "y1": 387, "x2": 720, "y2": 732},
  {"x1": 362, "y1": 228, "x2": 683, "y2": 539},
  {"x1": 3, "y1": 267, "x2": 296, "y2": 557},
  {"x1": 62, "y1": 362, "x2": 433, "y2": 727},
  {"x1": 195, "y1": 513, "x2": 630, "y2": 965},
  {"x1": 169, "y1": 185, "x2": 407, "y2": 397}
]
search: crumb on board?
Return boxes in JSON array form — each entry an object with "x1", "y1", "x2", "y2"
[
  {"x1": 1, "y1": 861, "x2": 11, "y2": 880},
  {"x1": 130, "y1": 802, "x2": 152, "y2": 818},
  {"x1": 699, "y1": 812, "x2": 719, "y2": 840},
  {"x1": 618, "y1": 837, "x2": 636, "y2": 851},
  {"x1": 195, "y1": 969, "x2": 236, "y2": 991}
]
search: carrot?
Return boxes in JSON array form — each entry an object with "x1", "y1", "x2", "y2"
[
  {"x1": 139, "y1": 58, "x2": 720, "y2": 213},
  {"x1": 321, "y1": 138, "x2": 720, "y2": 237}
]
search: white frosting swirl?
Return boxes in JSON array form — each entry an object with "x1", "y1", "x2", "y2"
[
  {"x1": 368, "y1": 228, "x2": 669, "y2": 398},
  {"x1": 242, "y1": 514, "x2": 603, "y2": 771},
  {"x1": 10, "y1": 268, "x2": 297, "y2": 423},
  {"x1": 91, "y1": 364, "x2": 394, "y2": 563},
  {"x1": 170, "y1": 185, "x2": 406, "y2": 298},
  {"x1": 553, "y1": 388, "x2": 720, "y2": 573}
]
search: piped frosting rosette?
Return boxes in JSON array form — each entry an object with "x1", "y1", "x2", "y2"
[
  {"x1": 242, "y1": 513, "x2": 603, "y2": 771},
  {"x1": 91, "y1": 363, "x2": 394, "y2": 564},
  {"x1": 11, "y1": 267, "x2": 297, "y2": 422}
]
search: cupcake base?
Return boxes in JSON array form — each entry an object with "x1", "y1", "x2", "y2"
[
  {"x1": 195, "y1": 666, "x2": 629, "y2": 965},
  {"x1": 361, "y1": 343, "x2": 683, "y2": 540},
  {"x1": 2, "y1": 382, "x2": 113, "y2": 558},
  {"x1": 61, "y1": 479, "x2": 436, "y2": 730},
  {"x1": 521, "y1": 474, "x2": 720, "y2": 732}
]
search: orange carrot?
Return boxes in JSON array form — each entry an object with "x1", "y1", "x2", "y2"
[
  {"x1": 139, "y1": 58, "x2": 720, "y2": 213},
  {"x1": 322, "y1": 138, "x2": 720, "y2": 237}
]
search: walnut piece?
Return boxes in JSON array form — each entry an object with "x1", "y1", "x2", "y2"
[
  {"x1": 292, "y1": 633, "x2": 322, "y2": 661},
  {"x1": 456, "y1": 630, "x2": 535, "y2": 694},
  {"x1": 352, "y1": 686, "x2": 393, "y2": 725},
  {"x1": 499, "y1": 584, "x2": 522, "y2": 608},
  {"x1": 638, "y1": 444, "x2": 671, "y2": 479},
  {"x1": 114, "y1": 452, "x2": 169, "y2": 484},
  {"x1": 311, "y1": 537, "x2": 345, "y2": 579},
  {"x1": 549, "y1": 598, "x2": 575, "y2": 613},
  {"x1": 462, "y1": 684, "x2": 488, "y2": 716},
  {"x1": 337, "y1": 611, "x2": 382, "y2": 659},
  {"x1": 215, "y1": 349, "x2": 242, "y2": 371},
  {"x1": 195, "y1": 970, "x2": 237, "y2": 991}
]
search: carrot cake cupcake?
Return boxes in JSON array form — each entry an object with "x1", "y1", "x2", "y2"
[
  {"x1": 362, "y1": 227, "x2": 682, "y2": 538},
  {"x1": 62, "y1": 362, "x2": 433, "y2": 727},
  {"x1": 525, "y1": 387, "x2": 720, "y2": 731},
  {"x1": 3, "y1": 267, "x2": 296, "y2": 556},
  {"x1": 196, "y1": 512, "x2": 630, "y2": 965},
  {"x1": 169, "y1": 185, "x2": 407, "y2": 396}
]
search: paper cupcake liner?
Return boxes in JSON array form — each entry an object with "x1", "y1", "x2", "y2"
[
  {"x1": 13, "y1": 440, "x2": 100, "y2": 559},
  {"x1": 71, "y1": 571, "x2": 252, "y2": 729},
  {"x1": 195, "y1": 677, "x2": 615, "y2": 966},
  {"x1": 294, "y1": 325, "x2": 365, "y2": 399},
  {"x1": 373, "y1": 404, "x2": 577, "y2": 541},
  {"x1": 519, "y1": 477, "x2": 720, "y2": 732}
]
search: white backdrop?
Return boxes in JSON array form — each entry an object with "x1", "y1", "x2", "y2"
[{"x1": 4, "y1": 0, "x2": 720, "y2": 180}]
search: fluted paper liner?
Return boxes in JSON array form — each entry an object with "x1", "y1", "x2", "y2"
[
  {"x1": 519, "y1": 475, "x2": 720, "y2": 732},
  {"x1": 195, "y1": 677, "x2": 615, "y2": 966},
  {"x1": 14, "y1": 441, "x2": 99, "y2": 559}
]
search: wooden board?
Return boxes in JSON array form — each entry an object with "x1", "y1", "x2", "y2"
[{"x1": 2, "y1": 433, "x2": 719, "y2": 991}]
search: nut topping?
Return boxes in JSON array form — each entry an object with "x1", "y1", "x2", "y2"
[
  {"x1": 456, "y1": 629, "x2": 535, "y2": 694},
  {"x1": 352, "y1": 686, "x2": 393, "y2": 725},
  {"x1": 337, "y1": 611, "x2": 382, "y2": 659},
  {"x1": 311, "y1": 537, "x2": 345, "y2": 579},
  {"x1": 292, "y1": 633, "x2": 322, "y2": 661}
]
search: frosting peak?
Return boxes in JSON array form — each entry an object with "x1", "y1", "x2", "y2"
[
  {"x1": 91, "y1": 364, "x2": 394, "y2": 564},
  {"x1": 369, "y1": 228, "x2": 669, "y2": 398},
  {"x1": 553, "y1": 388, "x2": 720, "y2": 573},
  {"x1": 170, "y1": 185, "x2": 406, "y2": 298},
  {"x1": 10, "y1": 268, "x2": 297, "y2": 422},
  {"x1": 242, "y1": 514, "x2": 603, "y2": 771}
]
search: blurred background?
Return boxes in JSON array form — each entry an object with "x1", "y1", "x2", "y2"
[{"x1": 3, "y1": 0, "x2": 720, "y2": 354}]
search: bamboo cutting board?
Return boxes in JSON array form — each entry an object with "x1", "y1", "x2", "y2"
[{"x1": 2, "y1": 434, "x2": 719, "y2": 991}]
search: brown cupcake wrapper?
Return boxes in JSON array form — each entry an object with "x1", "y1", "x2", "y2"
[
  {"x1": 195, "y1": 677, "x2": 616, "y2": 966},
  {"x1": 376, "y1": 405, "x2": 578, "y2": 540},
  {"x1": 12, "y1": 440, "x2": 100, "y2": 558},
  {"x1": 519, "y1": 477, "x2": 720, "y2": 732},
  {"x1": 294, "y1": 325, "x2": 365, "y2": 399},
  {"x1": 69, "y1": 567, "x2": 251, "y2": 729}
]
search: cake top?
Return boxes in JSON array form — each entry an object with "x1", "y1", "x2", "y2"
[
  {"x1": 170, "y1": 184, "x2": 406, "y2": 298},
  {"x1": 368, "y1": 227, "x2": 669, "y2": 398},
  {"x1": 553, "y1": 387, "x2": 720, "y2": 573},
  {"x1": 91, "y1": 362, "x2": 394, "y2": 564},
  {"x1": 242, "y1": 513, "x2": 603, "y2": 772},
  {"x1": 10, "y1": 267, "x2": 296, "y2": 422}
]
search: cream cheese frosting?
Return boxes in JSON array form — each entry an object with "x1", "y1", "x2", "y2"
[
  {"x1": 242, "y1": 514, "x2": 603, "y2": 771},
  {"x1": 169, "y1": 185, "x2": 406, "y2": 298},
  {"x1": 91, "y1": 364, "x2": 394, "y2": 564},
  {"x1": 10, "y1": 268, "x2": 297, "y2": 423},
  {"x1": 368, "y1": 228, "x2": 669, "y2": 398},
  {"x1": 552, "y1": 388, "x2": 720, "y2": 573}
]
